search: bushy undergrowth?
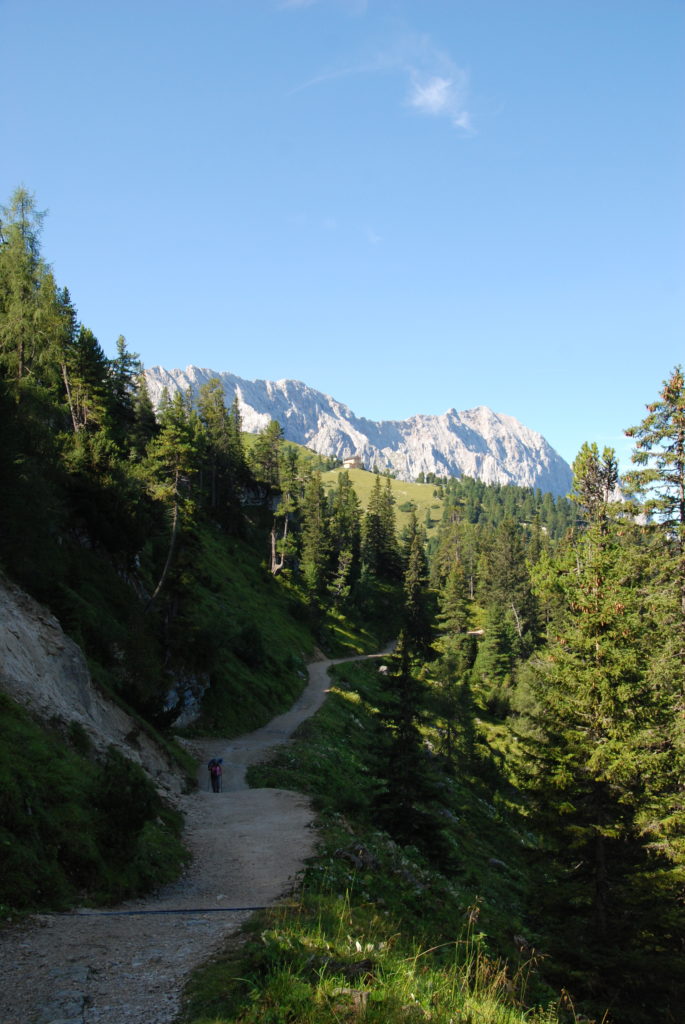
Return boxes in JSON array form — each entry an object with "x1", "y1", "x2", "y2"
[
  {"x1": 172, "y1": 524, "x2": 392, "y2": 737},
  {"x1": 179, "y1": 660, "x2": 575, "y2": 1024},
  {"x1": 0, "y1": 694, "x2": 188, "y2": 918},
  {"x1": 168, "y1": 527, "x2": 315, "y2": 736}
]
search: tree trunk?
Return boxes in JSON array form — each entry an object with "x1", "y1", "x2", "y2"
[
  {"x1": 270, "y1": 513, "x2": 288, "y2": 576},
  {"x1": 146, "y1": 477, "x2": 180, "y2": 609},
  {"x1": 61, "y1": 363, "x2": 79, "y2": 433}
]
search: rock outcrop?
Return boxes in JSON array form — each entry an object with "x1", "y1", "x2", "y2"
[
  {"x1": 0, "y1": 575, "x2": 184, "y2": 800},
  {"x1": 145, "y1": 365, "x2": 572, "y2": 495}
]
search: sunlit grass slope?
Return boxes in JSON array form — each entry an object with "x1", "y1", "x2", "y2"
[
  {"x1": 179, "y1": 660, "x2": 568, "y2": 1024},
  {"x1": 321, "y1": 468, "x2": 445, "y2": 540}
]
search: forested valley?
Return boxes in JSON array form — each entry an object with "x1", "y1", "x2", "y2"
[{"x1": 1, "y1": 187, "x2": 684, "y2": 1023}]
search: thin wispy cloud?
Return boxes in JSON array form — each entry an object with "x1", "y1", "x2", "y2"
[
  {"x1": 409, "y1": 75, "x2": 453, "y2": 115},
  {"x1": 408, "y1": 69, "x2": 471, "y2": 130},
  {"x1": 288, "y1": 29, "x2": 473, "y2": 133},
  {"x1": 401, "y1": 33, "x2": 472, "y2": 131}
]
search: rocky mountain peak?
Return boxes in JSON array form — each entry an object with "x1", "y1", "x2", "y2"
[{"x1": 144, "y1": 365, "x2": 572, "y2": 495}]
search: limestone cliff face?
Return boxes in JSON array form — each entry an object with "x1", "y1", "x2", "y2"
[
  {"x1": 0, "y1": 576, "x2": 185, "y2": 800},
  {"x1": 145, "y1": 365, "x2": 572, "y2": 495}
]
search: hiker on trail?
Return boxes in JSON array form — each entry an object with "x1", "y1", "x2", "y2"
[{"x1": 208, "y1": 758, "x2": 223, "y2": 793}]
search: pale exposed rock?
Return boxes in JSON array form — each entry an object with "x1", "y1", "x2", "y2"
[
  {"x1": 145, "y1": 365, "x2": 572, "y2": 495},
  {"x1": 0, "y1": 575, "x2": 185, "y2": 801}
]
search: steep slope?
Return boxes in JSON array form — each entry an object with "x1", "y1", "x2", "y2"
[
  {"x1": 0, "y1": 651, "x2": 379, "y2": 1024},
  {"x1": 145, "y1": 365, "x2": 572, "y2": 495},
  {"x1": 0, "y1": 576, "x2": 184, "y2": 800}
]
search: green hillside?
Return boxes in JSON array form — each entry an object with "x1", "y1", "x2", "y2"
[
  {"x1": 2, "y1": 188, "x2": 684, "y2": 1022},
  {"x1": 321, "y1": 467, "x2": 445, "y2": 540}
]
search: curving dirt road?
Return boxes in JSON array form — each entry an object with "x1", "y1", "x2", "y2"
[{"x1": 0, "y1": 651, "x2": 384, "y2": 1024}]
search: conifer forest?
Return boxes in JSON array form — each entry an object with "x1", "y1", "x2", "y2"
[{"x1": 1, "y1": 187, "x2": 684, "y2": 1023}]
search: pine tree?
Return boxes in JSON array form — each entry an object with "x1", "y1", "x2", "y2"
[
  {"x1": 63, "y1": 326, "x2": 113, "y2": 435},
  {"x1": 270, "y1": 446, "x2": 298, "y2": 576},
  {"x1": 362, "y1": 472, "x2": 400, "y2": 580},
  {"x1": 571, "y1": 441, "x2": 619, "y2": 527},
  {"x1": 327, "y1": 470, "x2": 361, "y2": 605},
  {"x1": 373, "y1": 633, "x2": 443, "y2": 853},
  {"x1": 299, "y1": 469, "x2": 329, "y2": 598},
  {"x1": 402, "y1": 525, "x2": 433, "y2": 657},
  {"x1": 512, "y1": 445, "x2": 682, "y2": 1012},
  {"x1": 109, "y1": 335, "x2": 143, "y2": 443},
  {"x1": 0, "y1": 187, "x2": 54, "y2": 388},
  {"x1": 196, "y1": 377, "x2": 245, "y2": 531},
  {"x1": 227, "y1": 394, "x2": 248, "y2": 486},
  {"x1": 249, "y1": 419, "x2": 283, "y2": 491},
  {"x1": 144, "y1": 391, "x2": 202, "y2": 606},
  {"x1": 129, "y1": 372, "x2": 158, "y2": 457},
  {"x1": 479, "y1": 516, "x2": 537, "y2": 652},
  {"x1": 625, "y1": 366, "x2": 685, "y2": 630},
  {"x1": 434, "y1": 562, "x2": 477, "y2": 761}
]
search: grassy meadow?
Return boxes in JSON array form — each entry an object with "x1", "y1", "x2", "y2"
[
  {"x1": 178, "y1": 659, "x2": 572, "y2": 1024},
  {"x1": 321, "y1": 468, "x2": 445, "y2": 541}
]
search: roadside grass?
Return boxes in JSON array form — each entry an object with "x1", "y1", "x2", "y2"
[
  {"x1": 179, "y1": 660, "x2": 564, "y2": 1024},
  {"x1": 179, "y1": 881, "x2": 564, "y2": 1024},
  {"x1": 0, "y1": 693, "x2": 189, "y2": 920}
]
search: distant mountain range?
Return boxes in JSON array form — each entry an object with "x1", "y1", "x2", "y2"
[{"x1": 144, "y1": 365, "x2": 572, "y2": 496}]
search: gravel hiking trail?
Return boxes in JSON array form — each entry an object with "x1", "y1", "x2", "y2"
[{"x1": 0, "y1": 650, "x2": 386, "y2": 1024}]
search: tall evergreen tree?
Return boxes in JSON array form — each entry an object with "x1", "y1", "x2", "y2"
[
  {"x1": 512, "y1": 445, "x2": 682, "y2": 1016},
  {"x1": 269, "y1": 446, "x2": 299, "y2": 576},
  {"x1": 129, "y1": 372, "x2": 158, "y2": 457},
  {"x1": 625, "y1": 365, "x2": 685, "y2": 629},
  {"x1": 0, "y1": 187, "x2": 56, "y2": 388},
  {"x1": 327, "y1": 469, "x2": 362, "y2": 605},
  {"x1": 196, "y1": 376, "x2": 245, "y2": 531},
  {"x1": 479, "y1": 516, "x2": 537, "y2": 651},
  {"x1": 108, "y1": 335, "x2": 144, "y2": 444},
  {"x1": 373, "y1": 633, "x2": 442, "y2": 853},
  {"x1": 362, "y1": 472, "x2": 400, "y2": 580},
  {"x1": 434, "y1": 562, "x2": 477, "y2": 761},
  {"x1": 143, "y1": 391, "x2": 202, "y2": 606},
  {"x1": 299, "y1": 469, "x2": 329, "y2": 598},
  {"x1": 249, "y1": 419, "x2": 283, "y2": 491},
  {"x1": 402, "y1": 525, "x2": 433, "y2": 657}
]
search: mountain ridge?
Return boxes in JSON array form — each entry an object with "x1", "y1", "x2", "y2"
[{"x1": 145, "y1": 365, "x2": 572, "y2": 495}]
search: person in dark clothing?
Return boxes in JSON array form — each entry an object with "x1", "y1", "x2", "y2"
[{"x1": 208, "y1": 758, "x2": 223, "y2": 792}]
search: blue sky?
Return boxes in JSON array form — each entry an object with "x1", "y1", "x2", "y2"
[{"x1": 2, "y1": 0, "x2": 683, "y2": 469}]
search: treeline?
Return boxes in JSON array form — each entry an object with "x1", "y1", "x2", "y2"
[
  {"x1": 422, "y1": 473, "x2": 575, "y2": 537},
  {"x1": 409, "y1": 376, "x2": 685, "y2": 1020},
  {"x1": 3, "y1": 187, "x2": 685, "y2": 1017},
  {"x1": 0, "y1": 186, "x2": 423, "y2": 717}
]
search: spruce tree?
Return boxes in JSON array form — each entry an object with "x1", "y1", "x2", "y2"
[
  {"x1": 479, "y1": 516, "x2": 537, "y2": 652},
  {"x1": 249, "y1": 419, "x2": 283, "y2": 490},
  {"x1": 196, "y1": 377, "x2": 245, "y2": 531},
  {"x1": 434, "y1": 563, "x2": 477, "y2": 762},
  {"x1": 299, "y1": 469, "x2": 329, "y2": 598},
  {"x1": 144, "y1": 391, "x2": 202, "y2": 606},
  {"x1": 402, "y1": 527, "x2": 433, "y2": 657},
  {"x1": 269, "y1": 446, "x2": 298, "y2": 576},
  {"x1": 373, "y1": 633, "x2": 442, "y2": 853},
  {"x1": 625, "y1": 366, "x2": 685, "y2": 630},
  {"x1": 362, "y1": 472, "x2": 400, "y2": 580},
  {"x1": 512, "y1": 445, "x2": 682, "y2": 1014},
  {"x1": 327, "y1": 470, "x2": 361, "y2": 605},
  {"x1": 0, "y1": 187, "x2": 54, "y2": 387}
]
